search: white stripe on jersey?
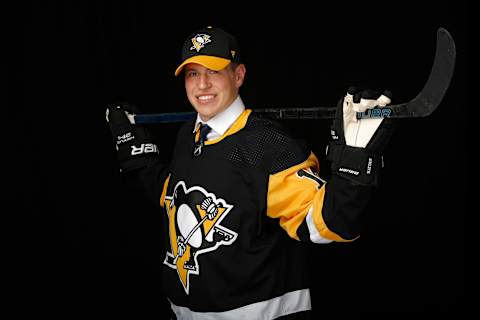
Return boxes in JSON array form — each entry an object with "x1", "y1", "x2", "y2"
[
  {"x1": 306, "y1": 206, "x2": 333, "y2": 244},
  {"x1": 170, "y1": 288, "x2": 311, "y2": 320}
]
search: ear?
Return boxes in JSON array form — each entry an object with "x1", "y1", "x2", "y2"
[{"x1": 234, "y1": 64, "x2": 246, "y2": 87}]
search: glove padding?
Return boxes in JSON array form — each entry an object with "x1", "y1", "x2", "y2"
[
  {"x1": 106, "y1": 102, "x2": 159, "y2": 172},
  {"x1": 327, "y1": 87, "x2": 395, "y2": 185}
]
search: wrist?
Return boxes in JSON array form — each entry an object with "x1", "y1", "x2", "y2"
[
  {"x1": 117, "y1": 142, "x2": 159, "y2": 172},
  {"x1": 326, "y1": 143, "x2": 383, "y2": 186}
]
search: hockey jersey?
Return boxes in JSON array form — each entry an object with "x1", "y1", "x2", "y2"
[{"x1": 133, "y1": 109, "x2": 375, "y2": 319}]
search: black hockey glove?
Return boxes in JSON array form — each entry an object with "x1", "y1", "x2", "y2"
[
  {"x1": 106, "y1": 102, "x2": 159, "y2": 172},
  {"x1": 326, "y1": 87, "x2": 395, "y2": 186}
]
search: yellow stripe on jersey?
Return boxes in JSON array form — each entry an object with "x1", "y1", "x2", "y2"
[
  {"x1": 160, "y1": 174, "x2": 171, "y2": 208},
  {"x1": 267, "y1": 152, "x2": 349, "y2": 242},
  {"x1": 204, "y1": 109, "x2": 252, "y2": 145}
]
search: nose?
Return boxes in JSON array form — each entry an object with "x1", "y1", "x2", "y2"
[{"x1": 198, "y1": 73, "x2": 211, "y2": 90}]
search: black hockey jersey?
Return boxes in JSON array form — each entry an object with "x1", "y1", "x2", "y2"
[{"x1": 133, "y1": 109, "x2": 375, "y2": 319}]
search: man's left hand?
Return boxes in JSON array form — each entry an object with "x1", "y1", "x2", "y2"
[
  {"x1": 327, "y1": 87, "x2": 396, "y2": 185},
  {"x1": 343, "y1": 87, "x2": 392, "y2": 148}
]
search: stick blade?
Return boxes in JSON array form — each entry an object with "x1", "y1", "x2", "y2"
[{"x1": 388, "y1": 27, "x2": 456, "y2": 118}]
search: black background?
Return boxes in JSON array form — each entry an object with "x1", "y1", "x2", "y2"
[{"x1": 7, "y1": 1, "x2": 468, "y2": 317}]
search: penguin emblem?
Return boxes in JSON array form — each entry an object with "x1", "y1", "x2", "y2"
[
  {"x1": 164, "y1": 181, "x2": 237, "y2": 294},
  {"x1": 190, "y1": 34, "x2": 212, "y2": 52}
]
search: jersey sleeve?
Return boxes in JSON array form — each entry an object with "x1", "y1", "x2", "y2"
[
  {"x1": 266, "y1": 151, "x2": 375, "y2": 243},
  {"x1": 267, "y1": 152, "x2": 343, "y2": 243},
  {"x1": 123, "y1": 160, "x2": 170, "y2": 209},
  {"x1": 129, "y1": 120, "x2": 194, "y2": 209}
]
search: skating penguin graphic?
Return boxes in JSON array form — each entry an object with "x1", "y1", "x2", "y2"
[{"x1": 164, "y1": 181, "x2": 237, "y2": 294}]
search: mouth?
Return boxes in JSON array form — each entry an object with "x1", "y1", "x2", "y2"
[{"x1": 196, "y1": 94, "x2": 215, "y2": 104}]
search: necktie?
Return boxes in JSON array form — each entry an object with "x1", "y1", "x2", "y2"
[
  {"x1": 194, "y1": 123, "x2": 211, "y2": 156},
  {"x1": 200, "y1": 123, "x2": 212, "y2": 142}
]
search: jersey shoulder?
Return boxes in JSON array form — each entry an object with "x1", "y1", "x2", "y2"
[{"x1": 233, "y1": 112, "x2": 310, "y2": 174}]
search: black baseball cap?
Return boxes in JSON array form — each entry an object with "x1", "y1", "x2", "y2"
[{"x1": 174, "y1": 26, "x2": 241, "y2": 76}]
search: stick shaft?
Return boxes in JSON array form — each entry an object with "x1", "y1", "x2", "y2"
[{"x1": 132, "y1": 107, "x2": 338, "y2": 124}]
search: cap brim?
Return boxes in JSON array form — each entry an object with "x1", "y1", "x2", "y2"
[{"x1": 174, "y1": 55, "x2": 231, "y2": 76}]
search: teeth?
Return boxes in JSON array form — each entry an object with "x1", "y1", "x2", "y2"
[{"x1": 198, "y1": 95, "x2": 214, "y2": 101}]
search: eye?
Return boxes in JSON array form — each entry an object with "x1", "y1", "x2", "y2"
[
  {"x1": 185, "y1": 70, "x2": 198, "y2": 78},
  {"x1": 208, "y1": 70, "x2": 218, "y2": 75}
]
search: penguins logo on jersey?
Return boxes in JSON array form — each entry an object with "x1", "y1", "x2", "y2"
[{"x1": 164, "y1": 181, "x2": 237, "y2": 294}]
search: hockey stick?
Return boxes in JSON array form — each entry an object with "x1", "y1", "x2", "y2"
[
  {"x1": 129, "y1": 27, "x2": 455, "y2": 124},
  {"x1": 182, "y1": 215, "x2": 208, "y2": 246},
  {"x1": 173, "y1": 215, "x2": 207, "y2": 262}
]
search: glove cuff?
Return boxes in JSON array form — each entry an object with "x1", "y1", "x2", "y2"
[
  {"x1": 117, "y1": 142, "x2": 160, "y2": 172},
  {"x1": 326, "y1": 142, "x2": 383, "y2": 186}
]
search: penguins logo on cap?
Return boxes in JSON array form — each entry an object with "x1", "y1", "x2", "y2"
[{"x1": 190, "y1": 34, "x2": 212, "y2": 52}]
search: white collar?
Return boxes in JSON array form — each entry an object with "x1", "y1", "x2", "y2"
[{"x1": 193, "y1": 96, "x2": 246, "y2": 136}]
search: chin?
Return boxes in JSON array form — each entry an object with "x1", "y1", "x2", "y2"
[
  {"x1": 195, "y1": 107, "x2": 216, "y2": 120},
  {"x1": 200, "y1": 114, "x2": 215, "y2": 121}
]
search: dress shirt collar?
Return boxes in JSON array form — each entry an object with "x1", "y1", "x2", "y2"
[{"x1": 193, "y1": 96, "x2": 246, "y2": 140}]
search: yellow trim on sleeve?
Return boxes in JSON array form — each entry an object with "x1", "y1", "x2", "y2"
[
  {"x1": 267, "y1": 152, "x2": 353, "y2": 242},
  {"x1": 160, "y1": 174, "x2": 171, "y2": 208},
  {"x1": 267, "y1": 153, "x2": 320, "y2": 241},
  {"x1": 310, "y1": 192, "x2": 357, "y2": 242}
]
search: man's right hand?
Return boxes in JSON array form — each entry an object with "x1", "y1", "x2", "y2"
[{"x1": 106, "y1": 102, "x2": 159, "y2": 172}]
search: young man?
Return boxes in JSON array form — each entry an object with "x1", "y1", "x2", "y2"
[{"x1": 106, "y1": 26, "x2": 394, "y2": 320}]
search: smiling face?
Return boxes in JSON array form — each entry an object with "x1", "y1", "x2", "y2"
[{"x1": 184, "y1": 63, "x2": 246, "y2": 122}]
